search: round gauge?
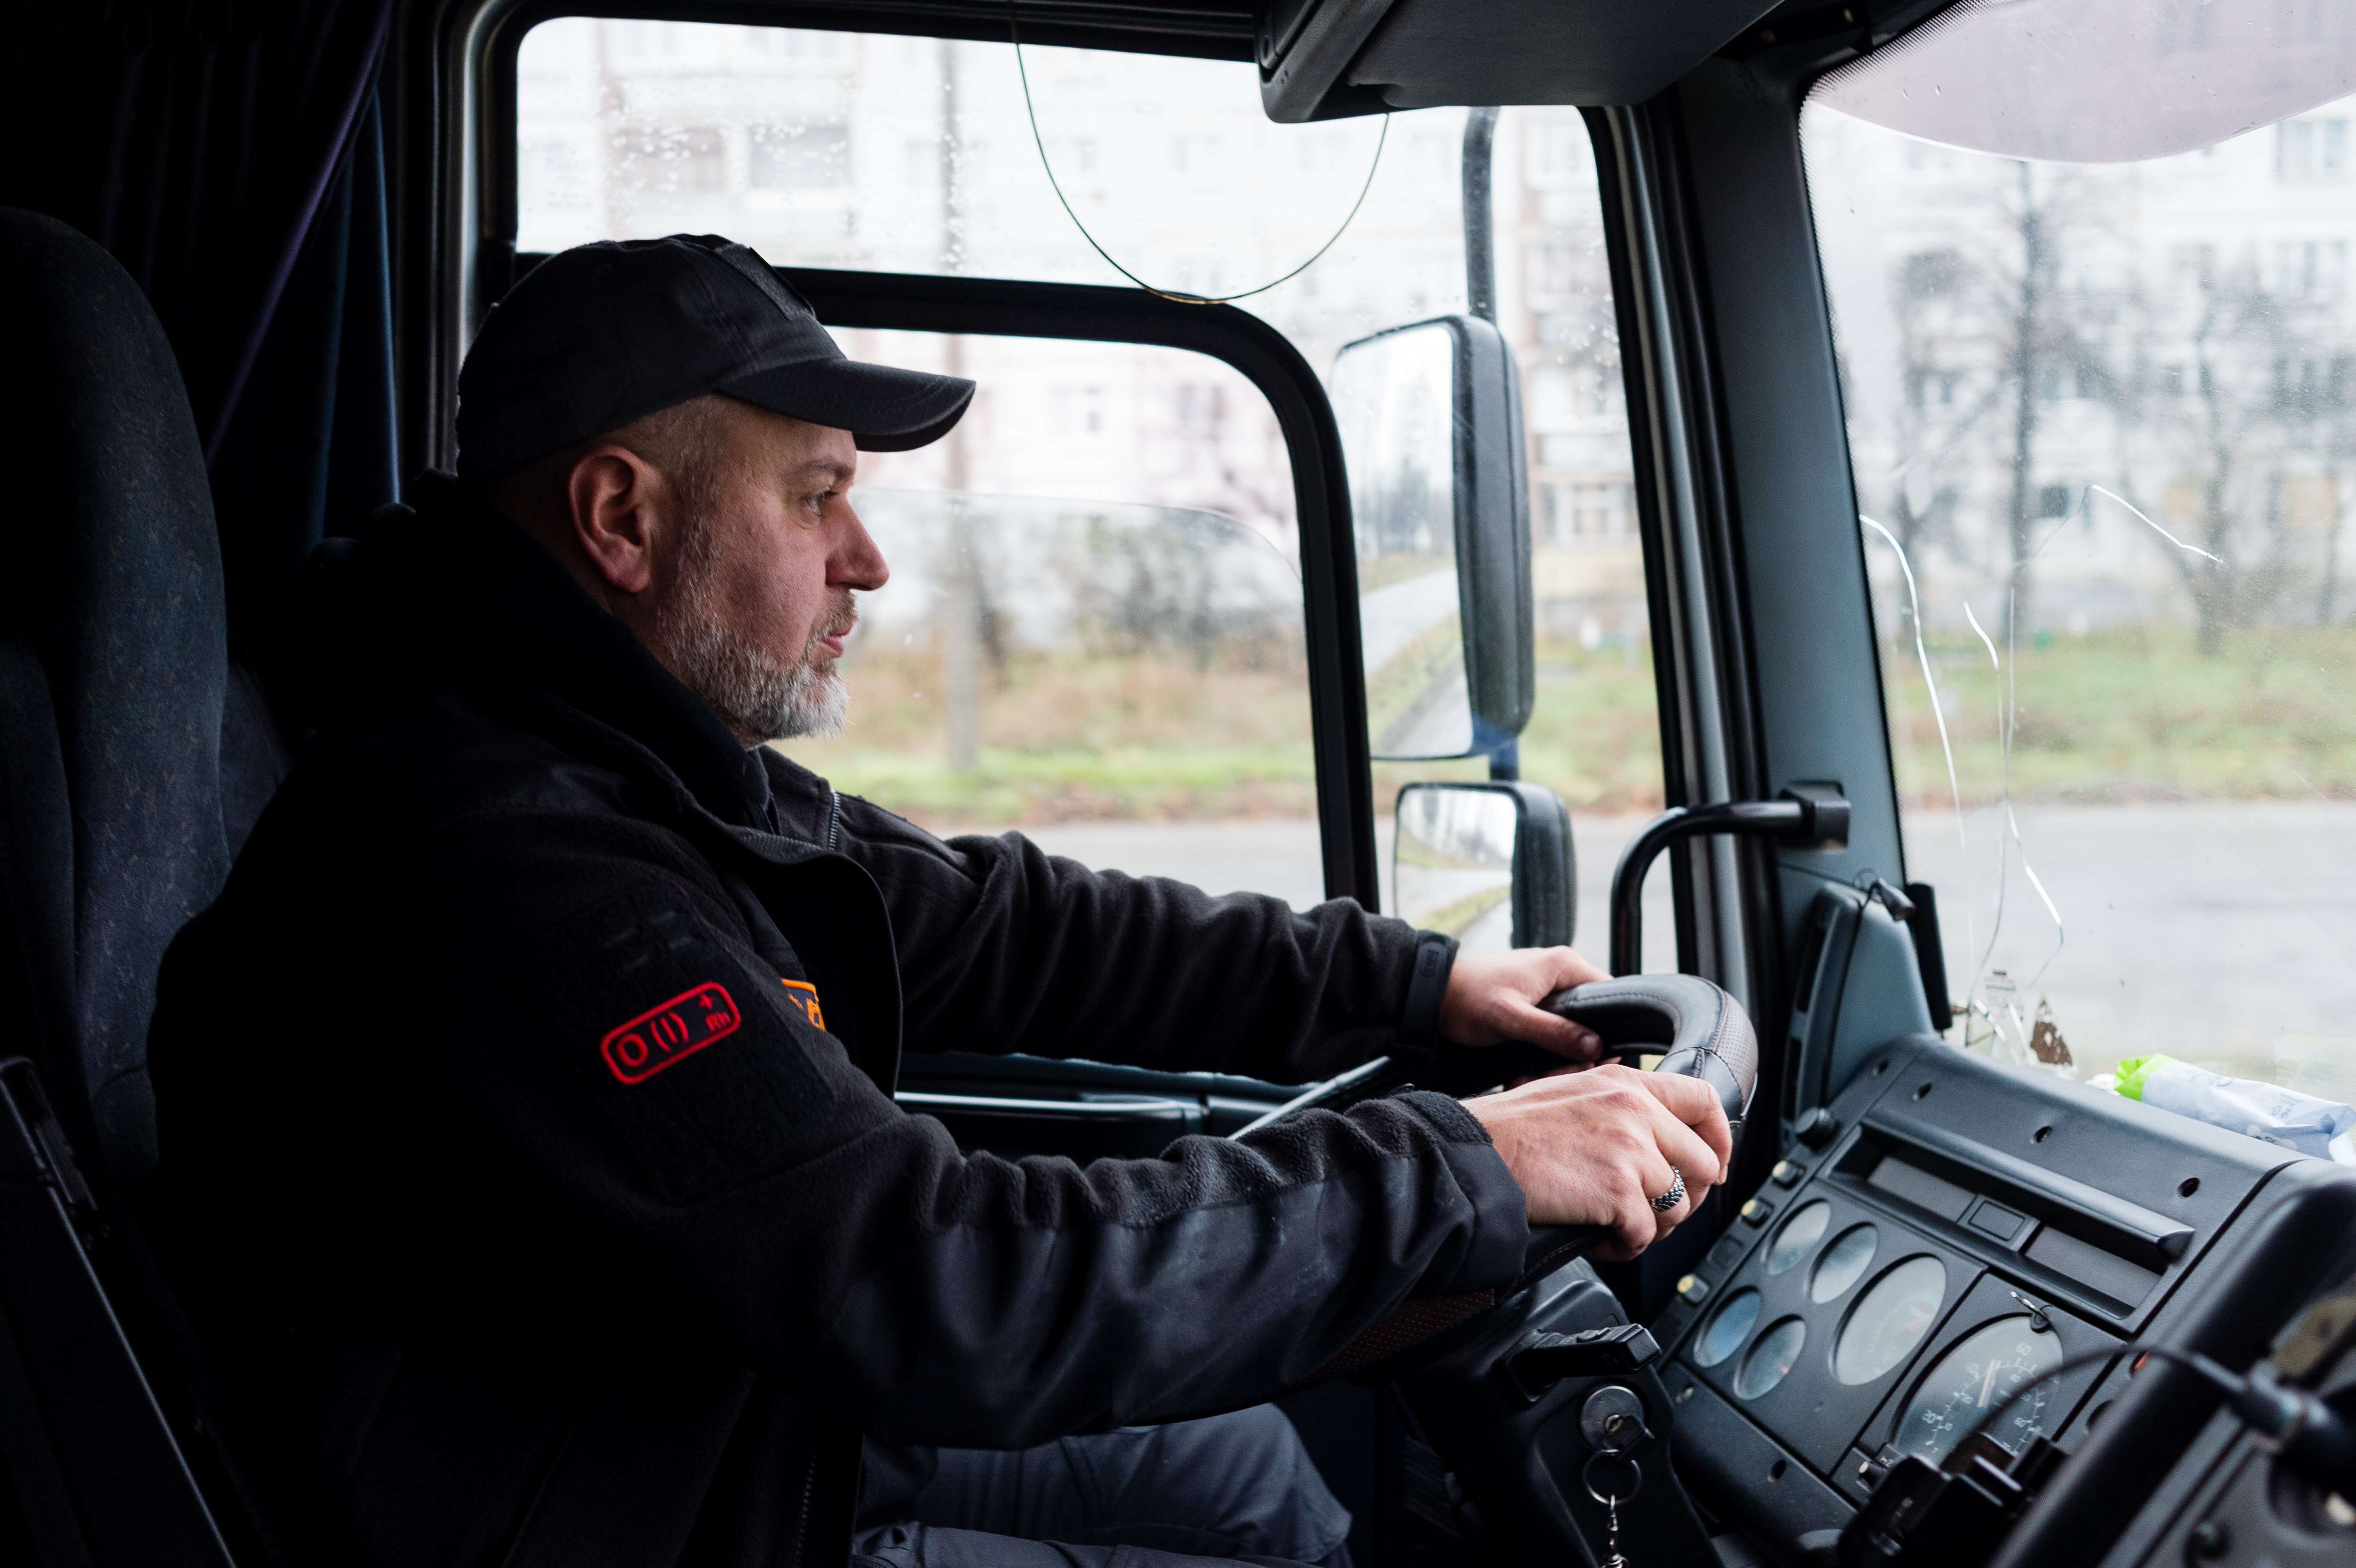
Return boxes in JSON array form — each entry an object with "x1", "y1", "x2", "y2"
[
  {"x1": 1734, "y1": 1317, "x2": 1807, "y2": 1400},
  {"x1": 1891, "y1": 1316, "x2": 2066, "y2": 1463},
  {"x1": 1832, "y1": 1255, "x2": 1947, "y2": 1385},
  {"x1": 1764, "y1": 1199, "x2": 1831, "y2": 1275},
  {"x1": 1694, "y1": 1287, "x2": 1761, "y2": 1368},
  {"x1": 1810, "y1": 1224, "x2": 1879, "y2": 1304}
]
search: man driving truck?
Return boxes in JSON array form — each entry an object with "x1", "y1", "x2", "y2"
[{"x1": 145, "y1": 234, "x2": 1732, "y2": 1568}]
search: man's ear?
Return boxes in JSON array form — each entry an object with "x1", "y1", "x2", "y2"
[{"x1": 565, "y1": 446, "x2": 667, "y2": 596}]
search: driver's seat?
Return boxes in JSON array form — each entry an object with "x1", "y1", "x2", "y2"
[
  {"x1": 0, "y1": 207, "x2": 288, "y2": 1182},
  {"x1": 0, "y1": 206, "x2": 292, "y2": 1566}
]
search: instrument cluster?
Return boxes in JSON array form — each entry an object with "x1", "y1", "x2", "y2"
[{"x1": 1649, "y1": 1036, "x2": 2295, "y2": 1553}]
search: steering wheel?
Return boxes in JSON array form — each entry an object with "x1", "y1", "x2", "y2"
[
  {"x1": 1304, "y1": 973, "x2": 1760, "y2": 1383},
  {"x1": 1516, "y1": 974, "x2": 1759, "y2": 1278}
]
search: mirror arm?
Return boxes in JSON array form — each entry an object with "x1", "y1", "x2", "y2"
[
  {"x1": 1462, "y1": 106, "x2": 1501, "y2": 325},
  {"x1": 1606, "y1": 787, "x2": 1850, "y2": 975}
]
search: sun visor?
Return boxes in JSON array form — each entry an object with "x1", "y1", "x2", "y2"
[
  {"x1": 1812, "y1": 0, "x2": 2356, "y2": 164},
  {"x1": 1257, "y1": 0, "x2": 1779, "y2": 122}
]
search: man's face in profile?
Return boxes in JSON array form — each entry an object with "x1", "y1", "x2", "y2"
[{"x1": 644, "y1": 404, "x2": 891, "y2": 745}]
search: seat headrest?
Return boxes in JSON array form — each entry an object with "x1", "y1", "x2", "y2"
[{"x1": 0, "y1": 207, "x2": 231, "y2": 1180}]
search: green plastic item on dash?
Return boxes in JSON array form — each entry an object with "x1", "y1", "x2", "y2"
[{"x1": 2112, "y1": 1055, "x2": 2182, "y2": 1101}]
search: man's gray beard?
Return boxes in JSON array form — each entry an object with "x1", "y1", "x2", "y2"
[{"x1": 652, "y1": 521, "x2": 851, "y2": 744}]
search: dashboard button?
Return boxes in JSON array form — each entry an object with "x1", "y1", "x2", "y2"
[
  {"x1": 1677, "y1": 1273, "x2": 1712, "y2": 1305},
  {"x1": 1771, "y1": 1159, "x2": 1806, "y2": 1187},
  {"x1": 1741, "y1": 1197, "x2": 1775, "y2": 1227},
  {"x1": 1967, "y1": 1199, "x2": 2028, "y2": 1242}
]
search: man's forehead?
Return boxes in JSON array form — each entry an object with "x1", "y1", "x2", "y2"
[{"x1": 732, "y1": 399, "x2": 856, "y2": 478}]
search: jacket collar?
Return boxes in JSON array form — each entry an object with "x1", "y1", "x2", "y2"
[{"x1": 329, "y1": 471, "x2": 780, "y2": 831}]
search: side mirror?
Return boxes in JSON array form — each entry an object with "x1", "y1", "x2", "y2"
[
  {"x1": 1393, "y1": 781, "x2": 1574, "y2": 954},
  {"x1": 1332, "y1": 314, "x2": 1534, "y2": 761}
]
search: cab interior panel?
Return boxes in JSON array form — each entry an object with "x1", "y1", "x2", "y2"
[{"x1": 5, "y1": 3, "x2": 2356, "y2": 1568}]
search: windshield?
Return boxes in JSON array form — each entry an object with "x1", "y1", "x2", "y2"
[
  {"x1": 514, "y1": 21, "x2": 1459, "y2": 383},
  {"x1": 1803, "y1": 83, "x2": 2356, "y2": 1099},
  {"x1": 514, "y1": 21, "x2": 1671, "y2": 956}
]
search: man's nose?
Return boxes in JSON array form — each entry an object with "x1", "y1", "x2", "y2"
[{"x1": 831, "y1": 501, "x2": 890, "y2": 591}]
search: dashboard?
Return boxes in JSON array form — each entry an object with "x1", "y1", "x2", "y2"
[
  {"x1": 1368, "y1": 1025, "x2": 2356, "y2": 1568},
  {"x1": 1642, "y1": 1034, "x2": 2355, "y2": 1562},
  {"x1": 894, "y1": 1018, "x2": 2356, "y2": 1568}
]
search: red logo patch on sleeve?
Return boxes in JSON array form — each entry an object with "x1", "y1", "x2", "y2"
[{"x1": 601, "y1": 983, "x2": 742, "y2": 1084}]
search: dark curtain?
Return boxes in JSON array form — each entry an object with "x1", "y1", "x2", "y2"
[{"x1": 1, "y1": 0, "x2": 401, "y2": 642}]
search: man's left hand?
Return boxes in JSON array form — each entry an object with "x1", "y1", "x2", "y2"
[{"x1": 1438, "y1": 947, "x2": 1612, "y2": 1057}]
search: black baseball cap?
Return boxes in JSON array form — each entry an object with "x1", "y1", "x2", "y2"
[{"x1": 457, "y1": 234, "x2": 975, "y2": 479}]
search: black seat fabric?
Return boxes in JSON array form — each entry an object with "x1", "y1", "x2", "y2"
[{"x1": 0, "y1": 206, "x2": 279, "y2": 1183}]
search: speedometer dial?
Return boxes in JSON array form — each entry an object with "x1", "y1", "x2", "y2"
[{"x1": 1892, "y1": 1316, "x2": 2066, "y2": 1463}]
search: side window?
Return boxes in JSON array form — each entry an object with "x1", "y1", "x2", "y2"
[
  {"x1": 1803, "y1": 90, "x2": 2356, "y2": 1089},
  {"x1": 781, "y1": 331, "x2": 1323, "y2": 909},
  {"x1": 1371, "y1": 109, "x2": 1669, "y2": 965},
  {"x1": 513, "y1": 21, "x2": 1664, "y2": 947}
]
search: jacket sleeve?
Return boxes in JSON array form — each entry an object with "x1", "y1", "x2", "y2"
[
  {"x1": 828, "y1": 793, "x2": 1449, "y2": 1084},
  {"x1": 334, "y1": 811, "x2": 1528, "y2": 1448}
]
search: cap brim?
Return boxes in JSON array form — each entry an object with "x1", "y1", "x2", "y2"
[{"x1": 720, "y1": 358, "x2": 976, "y2": 453}]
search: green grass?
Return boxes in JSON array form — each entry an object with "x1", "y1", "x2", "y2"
[
  {"x1": 783, "y1": 621, "x2": 2356, "y2": 830},
  {"x1": 1395, "y1": 829, "x2": 1493, "y2": 871},
  {"x1": 782, "y1": 636, "x2": 1670, "y2": 829},
  {"x1": 1365, "y1": 620, "x2": 1466, "y2": 751},
  {"x1": 789, "y1": 741, "x2": 1321, "y2": 824},
  {"x1": 1882, "y1": 621, "x2": 2356, "y2": 807},
  {"x1": 1356, "y1": 554, "x2": 1457, "y2": 591}
]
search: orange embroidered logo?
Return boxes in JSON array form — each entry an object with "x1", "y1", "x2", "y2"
[
  {"x1": 600, "y1": 983, "x2": 742, "y2": 1084},
  {"x1": 781, "y1": 978, "x2": 825, "y2": 1031}
]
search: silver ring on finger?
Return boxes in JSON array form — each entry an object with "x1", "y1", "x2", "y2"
[{"x1": 1650, "y1": 1170, "x2": 1686, "y2": 1213}]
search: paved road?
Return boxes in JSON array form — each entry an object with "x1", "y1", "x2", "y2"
[
  {"x1": 1903, "y1": 803, "x2": 2356, "y2": 1084},
  {"x1": 1356, "y1": 569, "x2": 1472, "y2": 756},
  {"x1": 1356, "y1": 569, "x2": 1459, "y2": 673},
  {"x1": 1013, "y1": 804, "x2": 2356, "y2": 1086}
]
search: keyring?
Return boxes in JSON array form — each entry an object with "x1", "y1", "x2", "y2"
[{"x1": 1583, "y1": 1450, "x2": 1642, "y2": 1507}]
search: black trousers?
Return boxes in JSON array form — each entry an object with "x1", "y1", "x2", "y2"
[{"x1": 854, "y1": 1407, "x2": 1353, "y2": 1568}]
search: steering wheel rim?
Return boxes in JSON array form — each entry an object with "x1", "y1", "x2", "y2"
[
  {"x1": 1541, "y1": 973, "x2": 1757, "y2": 1131},
  {"x1": 1515, "y1": 973, "x2": 1760, "y2": 1273},
  {"x1": 1298, "y1": 973, "x2": 1760, "y2": 1386}
]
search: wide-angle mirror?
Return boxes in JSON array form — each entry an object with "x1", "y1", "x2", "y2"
[
  {"x1": 1333, "y1": 315, "x2": 1533, "y2": 761},
  {"x1": 1392, "y1": 780, "x2": 1572, "y2": 954}
]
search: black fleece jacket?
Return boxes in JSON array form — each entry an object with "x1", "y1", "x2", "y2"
[{"x1": 145, "y1": 474, "x2": 1530, "y2": 1568}]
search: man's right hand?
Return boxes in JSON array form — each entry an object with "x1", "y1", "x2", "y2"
[{"x1": 1464, "y1": 1065, "x2": 1733, "y2": 1260}]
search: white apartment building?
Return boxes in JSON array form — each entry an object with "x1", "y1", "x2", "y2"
[
  {"x1": 513, "y1": 18, "x2": 1647, "y2": 653},
  {"x1": 1808, "y1": 96, "x2": 2356, "y2": 639}
]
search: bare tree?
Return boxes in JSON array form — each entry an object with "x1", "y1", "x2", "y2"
[
  {"x1": 1880, "y1": 160, "x2": 2121, "y2": 631},
  {"x1": 2111, "y1": 250, "x2": 2347, "y2": 653},
  {"x1": 1886, "y1": 244, "x2": 2001, "y2": 563}
]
